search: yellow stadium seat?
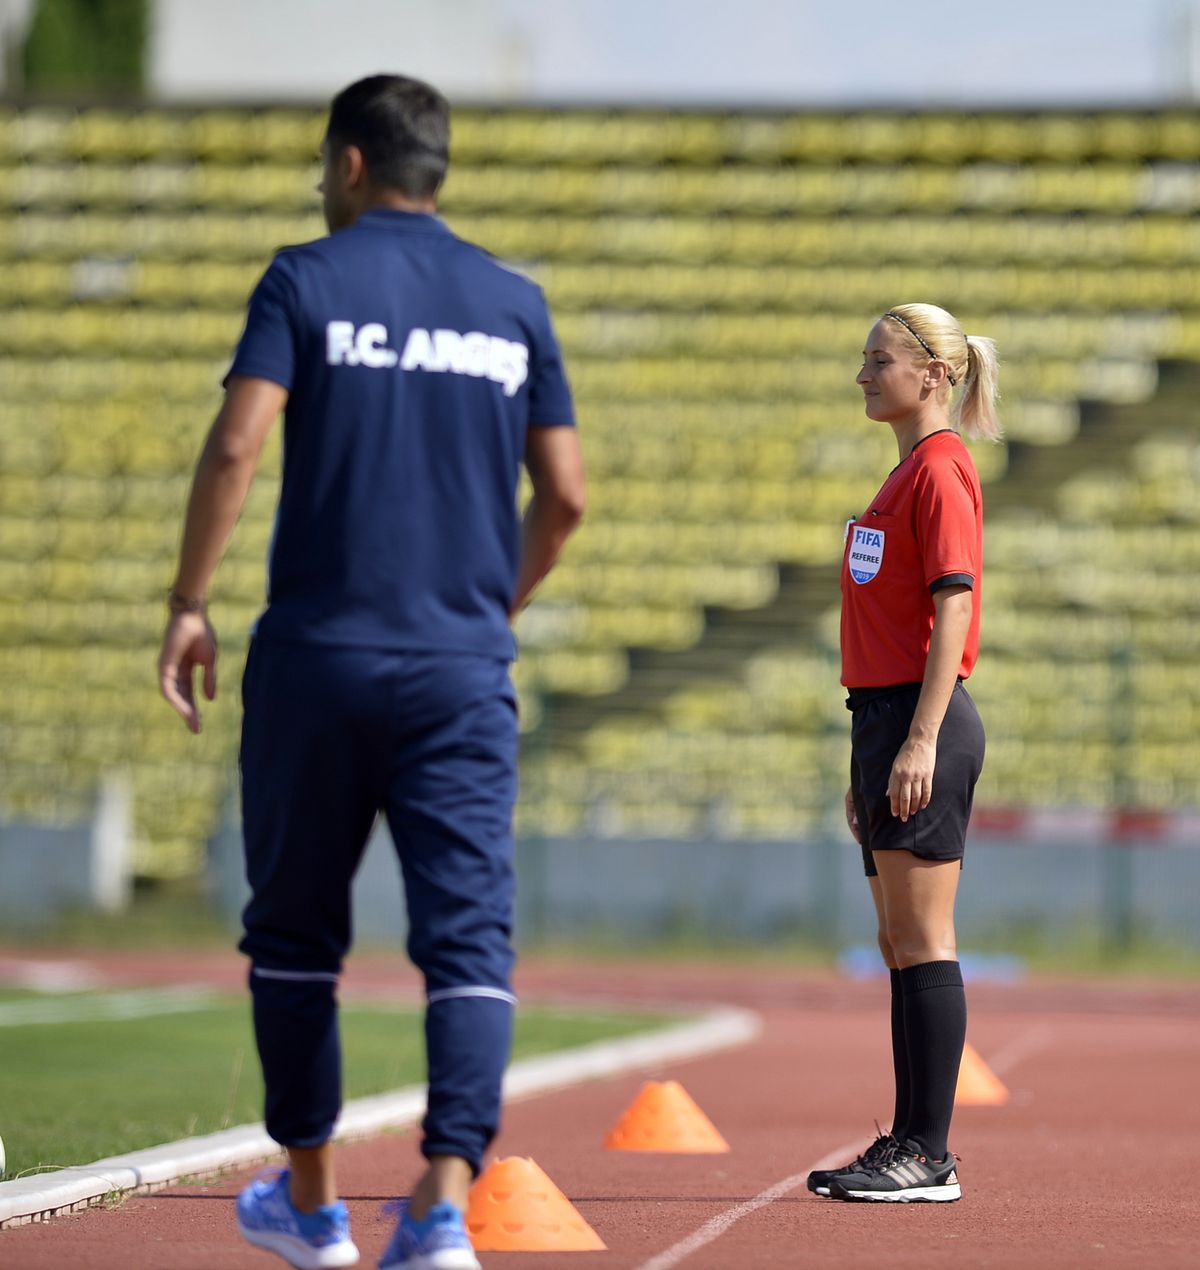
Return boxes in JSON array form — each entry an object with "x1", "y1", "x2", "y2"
[{"x1": 8, "y1": 103, "x2": 1200, "y2": 864}]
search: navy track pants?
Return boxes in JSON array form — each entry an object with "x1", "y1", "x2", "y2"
[{"x1": 238, "y1": 640, "x2": 518, "y2": 1174}]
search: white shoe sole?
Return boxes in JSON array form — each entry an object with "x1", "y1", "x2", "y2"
[
  {"x1": 237, "y1": 1219, "x2": 361, "y2": 1268},
  {"x1": 837, "y1": 1182, "x2": 961, "y2": 1203},
  {"x1": 379, "y1": 1249, "x2": 481, "y2": 1270}
]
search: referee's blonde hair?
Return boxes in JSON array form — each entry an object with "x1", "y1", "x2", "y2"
[{"x1": 884, "y1": 303, "x2": 1002, "y2": 443}]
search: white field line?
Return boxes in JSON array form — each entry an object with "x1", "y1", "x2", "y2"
[
  {"x1": 0, "y1": 987, "x2": 219, "y2": 1027},
  {"x1": 635, "y1": 1026, "x2": 1047, "y2": 1270},
  {"x1": 0, "y1": 988, "x2": 445, "y2": 1027},
  {"x1": 0, "y1": 1005, "x2": 759, "y2": 1228}
]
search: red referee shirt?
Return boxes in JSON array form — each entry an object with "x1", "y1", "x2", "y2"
[{"x1": 840, "y1": 429, "x2": 983, "y2": 688}]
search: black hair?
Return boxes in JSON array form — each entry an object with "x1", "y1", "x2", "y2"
[{"x1": 326, "y1": 74, "x2": 450, "y2": 198}]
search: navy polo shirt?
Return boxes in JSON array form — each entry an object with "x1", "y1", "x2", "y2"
[{"x1": 225, "y1": 209, "x2": 575, "y2": 660}]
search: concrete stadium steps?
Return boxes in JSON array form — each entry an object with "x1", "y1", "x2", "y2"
[
  {"x1": 540, "y1": 562, "x2": 834, "y2": 740},
  {"x1": 989, "y1": 359, "x2": 1200, "y2": 515}
]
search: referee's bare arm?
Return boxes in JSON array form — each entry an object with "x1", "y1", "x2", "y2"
[
  {"x1": 158, "y1": 375, "x2": 287, "y2": 732},
  {"x1": 887, "y1": 584, "x2": 973, "y2": 822},
  {"x1": 510, "y1": 426, "x2": 586, "y2": 619}
]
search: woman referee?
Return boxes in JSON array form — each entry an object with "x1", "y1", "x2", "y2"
[{"x1": 809, "y1": 303, "x2": 1001, "y2": 1203}]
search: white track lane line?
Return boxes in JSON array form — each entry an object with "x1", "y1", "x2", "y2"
[
  {"x1": 635, "y1": 1027, "x2": 1047, "y2": 1270},
  {"x1": 635, "y1": 1139, "x2": 865, "y2": 1270}
]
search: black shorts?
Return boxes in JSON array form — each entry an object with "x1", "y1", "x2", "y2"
[{"x1": 848, "y1": 681, "x2": 985, "y2": 878}]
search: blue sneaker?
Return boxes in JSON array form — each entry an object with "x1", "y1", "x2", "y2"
[
  {"x1": 378, "y1": 1200, "x2": 481, "y2": 1270},
  {"x1": 236, "y1": 1168, "x2": 360, "y2": 1269}
]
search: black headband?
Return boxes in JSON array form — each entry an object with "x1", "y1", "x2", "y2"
[{"x1": 884, "y1": 311, "x2": 960, "y2": 386}]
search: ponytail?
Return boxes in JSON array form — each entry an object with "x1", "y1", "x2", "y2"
[{"x1": 955, "y1": 335, "x2": 1002, "y2": 443}]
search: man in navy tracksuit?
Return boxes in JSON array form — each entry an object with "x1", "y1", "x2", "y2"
[{"x1": 158, "y1": 75, "x2": 585, "y2": 1270}]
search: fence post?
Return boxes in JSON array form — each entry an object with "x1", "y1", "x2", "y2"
[{"x1": 1101, "y1": 645, "x2": 1135, "y2": 957}]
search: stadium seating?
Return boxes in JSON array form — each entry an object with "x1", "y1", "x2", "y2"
[{"x1": 1, "y1": 104, "x2": 1199, "y2": 872}]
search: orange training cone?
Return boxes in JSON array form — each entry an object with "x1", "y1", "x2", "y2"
[
  {"x1": 603, "y1": 1080, "x2": 730, "y2": 1153},
  {"x1": 955, "y1": 1042, "x2": 1009, "y2": 1106},
  {"x1": 466, "y1": 1156, "x2": 606, "y2": 1252}
]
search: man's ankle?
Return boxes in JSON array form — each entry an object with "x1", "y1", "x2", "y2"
[{"x1": 408, "y1": 1155, "x2": 472, "y2": 1220}]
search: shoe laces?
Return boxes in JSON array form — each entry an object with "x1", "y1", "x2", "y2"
[
  {"x1": 867, "y1": 1142, "x2": 901, "y2": 1173},
  {"x1": 856, "y1": 1132, "x2": 926, "y2": 1177},
  {"x1": 874, "y1": 1144, "x2": 961, "y2": 1177},
  {"x1": 856, "y1": 1122, "x2": 900, "y2": 1168}
]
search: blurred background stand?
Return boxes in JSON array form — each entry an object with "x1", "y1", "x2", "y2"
[
  {"x1": 3, "y1": 0, "x2": 1200, "y2": 974},
  {"x1": 0, "y1": 772, "x2": 132, "y2": 925}
]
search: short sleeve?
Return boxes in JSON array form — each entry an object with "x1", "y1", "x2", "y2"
[
  {"x1": 527, "y1": 294, "x2": 575, "y2": 427},
  {"x1": 913, "y1": 455, "x2": 980, "y2": 592},
  {"x1": 223, "y1": 254, "x2": 299, "y2": 391}
]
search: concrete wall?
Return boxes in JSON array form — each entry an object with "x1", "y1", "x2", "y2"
[
  {"x1": 513, "y1": 833, "x2": 1200, "y2": 950},
  {"x1": 205, "y1": 815, "x2": 1200, "y2": 951},
  {"x1": 0, "y1": 776, "x2": 132, "y2": 925}
]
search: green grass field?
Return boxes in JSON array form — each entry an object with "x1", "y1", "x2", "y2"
[{"x1": 0, "y1": 990, "x2": 670, "y2": 1182}]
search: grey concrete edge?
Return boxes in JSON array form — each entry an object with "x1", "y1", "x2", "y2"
[{"x1": 0, "y1": 1005, "x2": 760, "y2": 1229}]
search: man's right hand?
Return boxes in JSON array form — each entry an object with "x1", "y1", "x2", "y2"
[{"x1": 158, "y1": 612, "x2": 219, "y2": 734}]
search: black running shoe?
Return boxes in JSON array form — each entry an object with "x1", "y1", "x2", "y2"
[
  {"x1": 828, "y1": 1142, "x2": 961, "y2": 1203},
  {"x1": 806, "y1": 1131, "x2": 899, "y2": 1197}
]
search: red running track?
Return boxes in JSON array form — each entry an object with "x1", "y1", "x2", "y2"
[{"x1": 1, "y1": 952, "x2": 1197, "y2": 1269}]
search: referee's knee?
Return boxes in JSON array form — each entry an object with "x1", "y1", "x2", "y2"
[
  {"x1": 876, "y1": 930, "x2": 899, "y2": 969},
  {"x1": 886, "y1": 928, "x2": 957, "y2": 968}
]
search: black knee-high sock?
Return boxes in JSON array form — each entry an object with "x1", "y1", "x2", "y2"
[
  {"x1": 899, "y1": 960, "x2": 966, "y2": 1160},
  {"x1": 889, "y1": 967, "x2": 910, "y2": 1141}
]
